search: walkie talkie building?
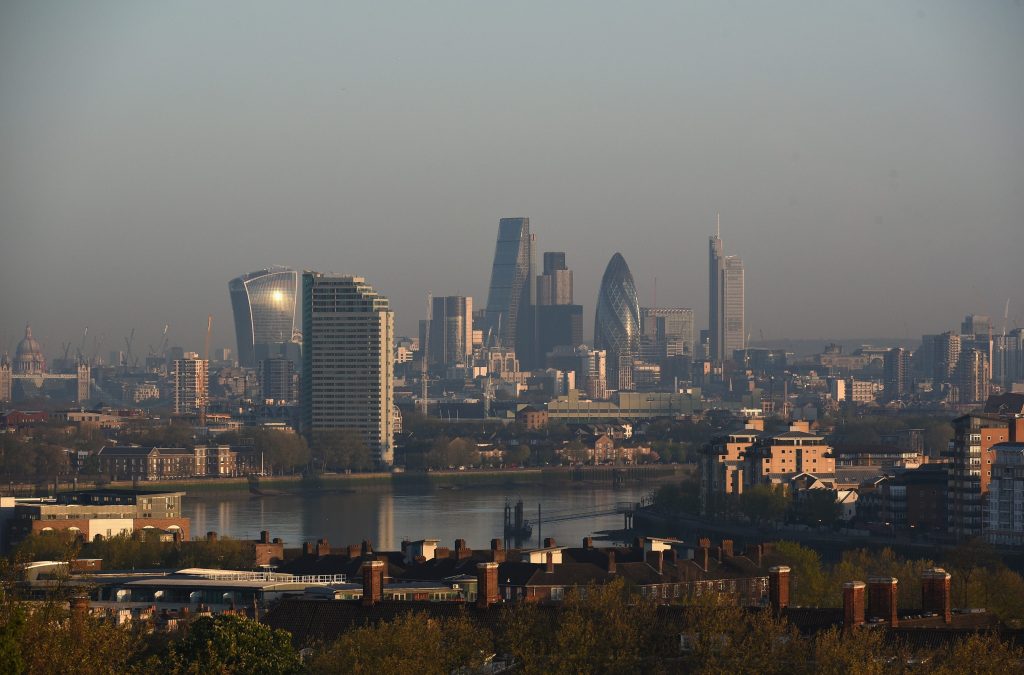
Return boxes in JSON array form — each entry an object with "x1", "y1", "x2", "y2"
[{"x1": 229, "y1": 266, "x2": 301, "y2": 368}]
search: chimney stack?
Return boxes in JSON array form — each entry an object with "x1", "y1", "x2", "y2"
[
  {"x1": 543, "y1": 537, "x2": 556, "y2": 548},
  {"x1": 647, "y1": 549, "x2": 664, "y2": 575},
  {"x1": 768, "y1": 566, "x2": 790, "y2": 613},
  {"x1": 607, "y1": 550, "x2": 616, "y2": 574},
  {"x1": 361, "y1": 539, "x2": 373, "y2": 557},
  {"x1": 206, "y1": 531, "x2": 217, "y2": 542},
  {"x1": 583, "y1": 537, "x2": 593, "y2": 549},
  {"x1": 361, "y1": 560, "x2": 385, "y2": 606},
  {"x1": 490, "y1": 538, "x2": 505, "y2": 563},
  {"x1": 546, "y1": 551, "x2": 555, "y2": 574},
  {"x1": 721, "y1": 540, "x2": 734, "y2": 558},
  {"x1": 695, "y1": 546, "x2": 710, "y2": 572},
  {"x1": 316, "y1": 538, "x2": 330, "y2": 558},
  {"x1": 260, "y1": 530, "x2": 270, "y2": 544},
  {"x1": 303, "y1": 542, "x2": 314, "y2": 556},
  {"x1": 868, "y1": 577, "x2": 899, "y2": 626},
  {"x1": 922, "y1": 568, "x2": 952, "y2": 624},
  {"x1": 455, "y1": 539, "x2": 472, "y2": 560},
  {"x1": 476, "y1": 562, "x2": 499, "y2": 608},
  {"x1": 745, "y1": 544, "x2": 763, "y2": 567},
  {"x1": 347, "y1": 544, "x2": 361, "y2": 558},
  {"x1": 69, "y1": 595, "x2": 90, "y2": 628},
  {"x1": 843, "y1": 581, "x2": 866, "y2": 629}
]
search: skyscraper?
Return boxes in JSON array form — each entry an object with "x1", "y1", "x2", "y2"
[
  {"x1": 483, "y1": 218, "x2": 534, "y2": 367},
  {"x1": 173, "y1": 353, "x2": 208, "y2": 415},
  {"x1": 594, "y1": 253, "x2": 640, "y2": 391},
  {"x1": 421, "y1": 296, "x2": 473, "y2": 371},
  {"x1": 640, "y1": 308, "x2": 695, "y2": 361},
  {"x1": 536, "y1": 251, "x2": 583, "y2": 361},
  {"x1": 707, "y1": 218, "x2": 745, "y2": 362},
  {"x1": 301, "y1": 272, "x2": 395, "y2": 465},
  {"x1": 229, "y1": 266, "x2": 301, "y2": 369},
  {"x1": 883, "y1": 347, "x2": 911, "y2": 401}
]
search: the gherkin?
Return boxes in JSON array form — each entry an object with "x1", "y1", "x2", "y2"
[{"x1": 594, "y1": 253, "x2": 640, "y2": 391}]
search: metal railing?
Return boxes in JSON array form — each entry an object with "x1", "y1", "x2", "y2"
[{"x1": 192, "y1": 571, "x2": 347, "y2": 583}]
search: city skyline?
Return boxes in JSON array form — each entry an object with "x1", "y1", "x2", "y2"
[{"x1": 2, "y1": 2, "x2": 1023, "y2": 352}]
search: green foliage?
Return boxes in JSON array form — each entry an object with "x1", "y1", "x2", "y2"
[
  {"x1": 503, "y1": 445, "x2": 530, "y2": 466},
  {"x1": 311, "y1": 429, "x2": 373, "y2": 471},
  {"x1": 425, "y1": 437, "x2": 479, "y2": 469},
  {"x1": 308, "y1": 611, "x2": 489, "y2": 674},
  {"x1": 251, "y1": 429, "x2": 310, "y2": 475},
  {"x1": 653, "y1": 477, "x2": 701, "y2": 514},
  {"x1": 150, "y1": 614, "x2": 301, "y2": 674},
  {"x1": 788, "y1": 489, "x2": 842, "y2": 528},
  {"x1": 767, "y1": 541, "x2": 828, "y2": 607},
  {"x1": 739, "y1": 485, "x2": 788, "y2": 524}
]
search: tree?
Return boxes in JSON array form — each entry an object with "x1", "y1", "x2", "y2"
[
  {"x1": 155, "y1": 614, "x2": 301, "y2": 674},
  {"x1": 564, "y1": 440, "x2": 589, "y2": 465},
  {"x1": 810, "y1": 626, "x2": 894, "y2": 675},
  {"x1": 309, "y1": 611, "x2": 490, "y2": 674},
  {"x1": 767, "y1": 541, "x2": 828, "y2": 607},
  {"x1": 253, "y1": 429, "x2": 310, "y2": 475},
  {"x1": 739, "y1": 485, "x2": 787, "y2": 524},
  {"x1": 789, "y1": 489, "x2": 842, "y2": 528},
  {"x1": 312, "y1": 429, "x2": 373, "y2": 471},
  {"x1": 504, "y1": 445, "x2": 530, "y2": 466}
]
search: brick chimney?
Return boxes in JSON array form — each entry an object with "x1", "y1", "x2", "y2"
[
  {"x1": 303, "y1": 542, "x2": 314, "y2": 556},
  {"x1": 721, "y1": 539, "x2": 734, "y2": 558},
  {"x1": 361, "y1": 560, "x2": 385, "y2": 606},
  {"x1": 316, "y1": 538, "x2": 330, "y2": 558},
  {"x1": 607, "y1": 550, "x2": 616, "y2": 574},
  {"x1": 476, "y1": 562, "x2": 499, "y2": 608},
  {"x1": 843, "y1": 581, "x2": 866, "y2": 629},
  {"x1": 583, "y1": 537, "x2": 593, "y2": 549},
  {"x1": 206, "y1": 531, "x2": 217, "y2": 542},
  {"x1": 455, "y1": 539, "x2": 472, "y2": 560},
  {"x1": 347, "y1": 544, "x2": 361, "y2": 558},
  {"x1": 745, "y1": 544, "x2": 763, "y2": 567},
  {"x1": 922, "y1": 568, "x2": 952, "y2": 624},
  {"x1": 490, "y1": 538, "x2": 505, "y2": 563},
  {"x1": 646, "y1": 549, "x2": 664, "y2": 575},
  {"x1": 769, "y1": 566, "x2": 790, "y2": 613},
  {"x1": 868, "y1": 577, "x2": 899, "y2": 626},
  {"x1": 260, "y1": 530, "x2": 270, "y2": 544},
  {"x1": 695, "y1": 545, "x2": 710, "y2": 572},
  {"x1": 546, "y1": 551, "x2": 555, "y2": 574},
  {"x1": 361, "y1": 539, "x2": 373, "y2": 557},
  {"x1": 435, "y1": 546, "x2": 451, "y2": 559},
  {"x1": 543, "y1": 537, "x2": 556, "y2": 548}
]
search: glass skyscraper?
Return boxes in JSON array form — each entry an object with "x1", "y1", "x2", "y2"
[
  {"x1": 229, "y1": 266, "x2": 301, "y2": 368},
  {"x1": 594, "y1": 253, "x2": 640, "y2": 391},
  {"x1": 483, "y1": 217, "x2": 535, "y2": 367},
  {"x1": 708, "y1": 220, "x2": 744, "y2": 362}
]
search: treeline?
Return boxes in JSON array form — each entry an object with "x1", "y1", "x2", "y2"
[{"x1": 1, "y1": 577, "x2": 1022, "y2": 675}]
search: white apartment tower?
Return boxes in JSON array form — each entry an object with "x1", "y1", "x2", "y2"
[{"x1": 301, "y1": 273, "x2": 395, "y2": 465}]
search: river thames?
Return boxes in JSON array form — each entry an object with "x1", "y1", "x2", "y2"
[{"x1": 183, "y1": 482, "x2": 657, "y2": 551}]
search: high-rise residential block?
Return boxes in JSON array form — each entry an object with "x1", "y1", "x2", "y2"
[
  {"x1": 957, "y1": 348, "x2": 990, "y2": 405},
  {"x1": 483, "y1": 218, "x2": 535, "y2": 367},
  {"x1": 173, "y1": 353, "x2": 208, "y2": 415},
  {"x1": 883, "y1": 347, "x2": 912, "y2": 401},
  {"x1": 301, "y1": 272, "x2": 394, "y2": 465},
  {"x1": 947, "y1": 412, "x2": 1011, "y2": 540},
  {"x1": 229, "y1": 267, "x2": 302, "y2": 369},
  {"x1": 708, "y1": 219, "x2": 745, "y2": 362},
  {"x1": 987, "y1": 420, "x2": 1024, "y2": 546}
]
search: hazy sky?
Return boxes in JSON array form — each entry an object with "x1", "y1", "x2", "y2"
[{"x1": 1, "y1": 1, "x2": 1022, "y2": 357}]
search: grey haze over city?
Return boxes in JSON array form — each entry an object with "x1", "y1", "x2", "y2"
[{"x1": 1, "y1": 1, "x2": 1022, "y2": 355}]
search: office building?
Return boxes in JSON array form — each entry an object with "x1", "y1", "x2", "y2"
[
  {"x1": 594, "y1": 253, "x2": 640, "y2": 392},
  {"x1": 483, "y1": 218, "x2": 535, "y2": 367},
  {"x1": 536, "y1": 252, "x2": 573, "y2": 306},
  {"x1": 546, "y1": 345, "x2": 607, "y2": 400},
  {"x1": 172, "y1": 353, "x2": 207, "y2": 416},
  {"x1": 422, "y1": 296, "x2": 473, "y2": 370},
  {"x1": 229, "y1": 267, "x2": 302, "y2": 369},
  {"x1": 883, "y1": 347, "x2": 912, "y2": 401},
  {"x1": 957, "y1": 349, "x2": 990, "y2": 405},
  {"x1": 640, "y1": 307, "x2": 695, "y2": 362},
  {"x1": 259, "y1": 357, "x2": 297, "y2": 403},
  {"x1": 708, "y1": 219, "x2": 745, "y2": 362},
  {"x1": 301, "y1": 273, "x2": 394, "y2": 465}
]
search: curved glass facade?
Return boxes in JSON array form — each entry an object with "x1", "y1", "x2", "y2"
[
  {"x1": 483, "y1": 217, "x2": 534, "y2": 364},
  {"x1": 229, "y1": 267, "x2": 300, "y2": 368},
  {"x1": 594, "y1": 253, "x2": 640, "y2": 391}
]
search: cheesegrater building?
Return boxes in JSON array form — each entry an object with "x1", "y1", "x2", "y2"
[{"x1": 301, "y1": 272, "x2": 395, "y2": 465}]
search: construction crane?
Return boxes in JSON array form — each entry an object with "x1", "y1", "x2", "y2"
[
  {"x1": 124, "y1": 328, "x2": 136, "y2": 373},
  {"x1": 76, "y1": 327, "x2": 88, "y2": 362},
  {"x1": 200, "y1": 314, "x2": 212, "y2": 427},
  {"x1": 419, "y1": 293, "x2": 431, "y2": 416},
  {"x1": 1003, "y1": 299, "x2": 1011, "y2": 338}
]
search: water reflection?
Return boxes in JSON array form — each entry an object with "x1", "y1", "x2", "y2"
[{"x1": 182, "y1": 483, "x2": 655, "y2": 550}]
